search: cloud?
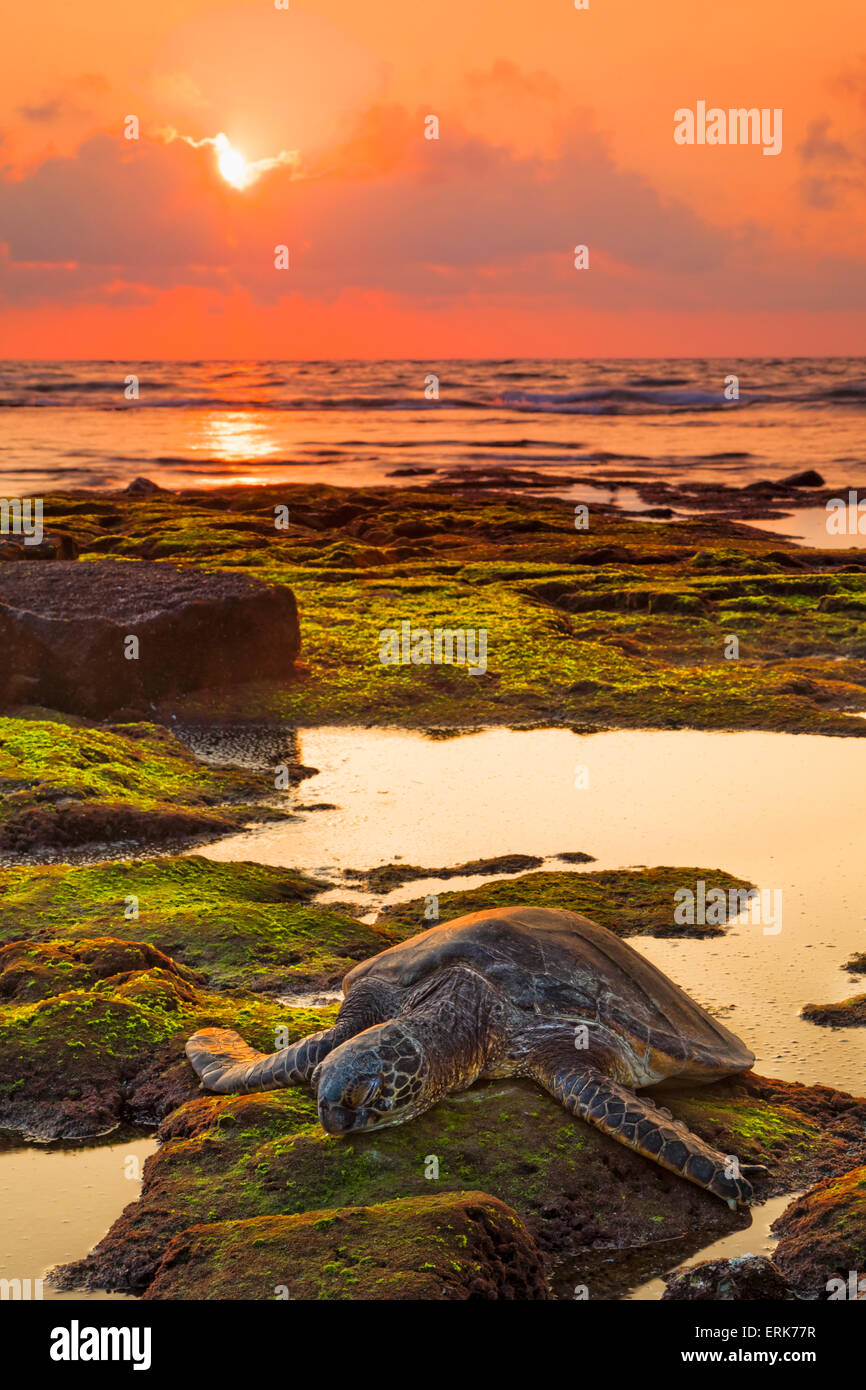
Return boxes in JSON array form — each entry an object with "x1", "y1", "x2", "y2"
[
  {"x1": 797, "y1": 118, "x2": 866, "y2": 209},
  {"x1": 799, "y1": 118, "x2": 854, "y2": 165},
  {"x1": 1, "y1": 101, "x2": 864, "y2": 315},
  {"x1": 17, "y1": 99, "x2": 66, "y2": 124},
  {"x1": 14, "y1": 77, "x2": 108, "y2": 126}
]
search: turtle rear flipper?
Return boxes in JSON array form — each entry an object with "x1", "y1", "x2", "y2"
[
  {"x1": 532, "y1": 1055, "x2": 762, "y2": 1208},
  {"x1": 186, "y1": 1026, "x2": 333, "y2": 1093}
]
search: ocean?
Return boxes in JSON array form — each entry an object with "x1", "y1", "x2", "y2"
[{"x1": 2, "y1": 357, "x2": 865, "y2": 504}]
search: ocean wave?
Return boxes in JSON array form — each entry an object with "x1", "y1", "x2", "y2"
[
  {"x1": 495, "y1": 386, "x2": 759, "y2": 413},
  {"x1": 3, "y1": 360, "x2": 866, "y2": 415}
]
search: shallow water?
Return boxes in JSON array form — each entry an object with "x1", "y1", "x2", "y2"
[
  {"x1": 740, "y1": 506, "x2": 866, "y2": 550},
  {"x1": 203, "y1": 726, "x2": 866, "y2": 1097},
  {"x1": 626, "y1": 1191, "x2": 800, "y2": 1300},
  {"x1": 0, "y1": 1135, "x2": 156, "y2": 1300}
]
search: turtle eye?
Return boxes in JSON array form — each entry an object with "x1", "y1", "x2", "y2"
[{"x1": 347, "y1": 1076, "x2": 381, "y2": 1108}]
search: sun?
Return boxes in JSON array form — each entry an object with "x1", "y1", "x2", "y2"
[{"x1": 215, "y1": 133, "x2": 249, "y2": 189}]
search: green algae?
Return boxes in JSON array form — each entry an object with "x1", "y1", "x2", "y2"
[
  {"x1": 0, "y1": 855, "x2": 395, "y2": 992},
  {"x1": 0, "y1": 717, "x2": 288, "y2": 851},
  {"x1": 31, "y1": 482, "x2": 866, "y2": 734},
  {"x1": 0, "y1": 932, "x2": 336, "y2": 1140},
  {"x1": 140, "y1": 1192, "x2": 549, "y2": 1300},
  {"x1": 378, "y1": 866, "x2": 756, "y2": 939},
  {"x1": 671, "y1": 1093, "x2": 820, "y2": 1168}
]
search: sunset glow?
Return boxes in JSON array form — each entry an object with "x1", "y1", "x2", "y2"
[{"x1": 1, "y1": 0, "x2": 865, "y2": 357}]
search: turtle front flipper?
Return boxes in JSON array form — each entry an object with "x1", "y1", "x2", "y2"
[
  {"x1": 186, "y1": 1026, "x2": 335, "y2": 1093},
  {"x1": 187, "y1": 979, "x2": 400, "y2": 1094},
  {"x1": 532, "y1": 1057, "x2": 764, "y2": 1207}
]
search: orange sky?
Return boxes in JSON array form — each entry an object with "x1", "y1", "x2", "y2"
[{"x1": 1, "y1": 0, "x2": 865, "y2": 357}]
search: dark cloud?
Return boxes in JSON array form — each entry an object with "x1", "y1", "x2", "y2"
[
  {"x1": 797, "y1": 118, "x2": 866, "y2": 209},
  {"x1": 17, "y1": 99, "x2": 66, "y2": 124},
  {"x1": 799, "y1": 118, "x2": 854, "y2": 165}
]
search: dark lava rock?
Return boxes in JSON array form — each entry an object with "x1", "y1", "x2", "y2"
[
  {"x1": 0, "y1": 560, "x2": 300, "y2": 716},
  {"x1": 773, "y1": 1167, "x2": 866, "y2": 1298},
  {"x1": 743, "y1": 479, "x2": 787, "y2": 495},
  {"x1": 124, "y1": 477, "x2": 166, "y2": 496},
  {"x1": 360, "y1": 853, "x2": 544, "y2": 892},
  {"x1": 801, "y1": 994, "x2": 866, "y2": 1027},
  {"x1": 140, "y1": 1192, "x2": 551, "y2": 1301},
  {"x1": 0, "y1": 531, "x2": 79, "y2": 562},
  {"x1": 662, "y1": 1254, "x2": 796, "y2": 1300},
  {"x1": 780, "y1": 469, "x2": 825, "y2": 488}
]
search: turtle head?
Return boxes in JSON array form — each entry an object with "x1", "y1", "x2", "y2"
[{"x1": 311, "y1": 1021, "x2": 431, "y2": 1134}]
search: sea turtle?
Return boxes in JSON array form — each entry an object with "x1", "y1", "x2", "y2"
[{"x1": 186, "y1": 905, "x2": 766, "y2": 1206}]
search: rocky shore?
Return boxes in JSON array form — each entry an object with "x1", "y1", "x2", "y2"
[
  {"x1": 2, "y1": 479, "x2": 865, "y2": 1301},
  {"x1": 2, "y1": 478, "x2": 864, "y2": 733}
]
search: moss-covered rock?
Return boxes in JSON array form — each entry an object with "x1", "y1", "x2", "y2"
[
  {"x1": 28, "y1": 482, "x2": 866, "y2": 734},
  {"x1": 377, "y1": 866, "x2": 756, "y2": 940},
  {"x1": 0, "y1": 856, "x2": 395, "y2": 993},
  {"x1": 802, "y1": 994, "x2": 866, "y2": 1027},
  {"x1": 141, "y1": 1192, "x2": 551, "y2": 1301},
  {"x1": 0, "y1": 718, "x2": 298, "y2": 855},
  {"x1": 54, "y1": 1070, "x2": 866, "y2": 1299},
  {"x1": 354, "y1": 854, "x2": 547, "y2": 893},
  {"x1": 0, "y1": 937, "x2": 203, "y2": 1002},
  {"x1": 0, "y1": 935, "x2": 335, "y2": 1141},
  {"x1": 773, "y1": 1167, "x2": 866, "y2": 1298}
]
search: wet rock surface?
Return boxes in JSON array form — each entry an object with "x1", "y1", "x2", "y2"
[
  {"x1": 0, "y1": 560, "x2": 300, "y2": 717},
  {"x1": 773, "y1": 1166, "x2": 866, "y2": 1299},
  {"x1": 662, "y1": 1254, "x2": 796, "y2": 1300}
]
